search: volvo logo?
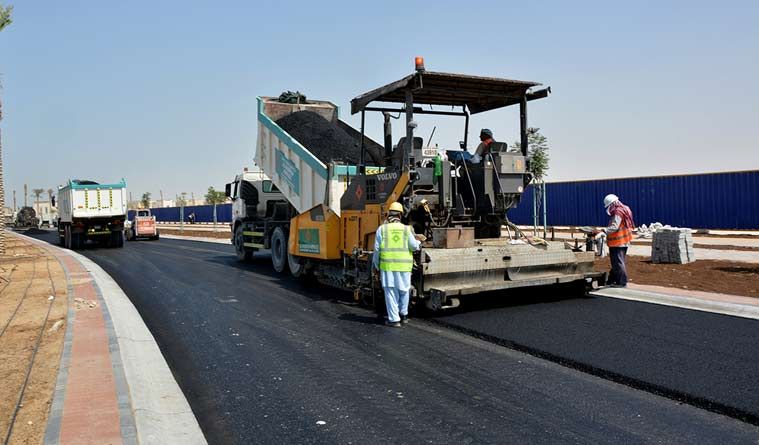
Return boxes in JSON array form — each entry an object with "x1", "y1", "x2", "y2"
[{"x1": 376, "y1": 172, "x2": 398, "y2": 182}]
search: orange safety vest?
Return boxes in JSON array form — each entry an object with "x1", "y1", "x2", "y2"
[
  {"x1": 482, "y1": 138, "x2": 494, "y2": 153},
  {"x1": 607, "y1": 221, "x2": 633, "y2": 247}
]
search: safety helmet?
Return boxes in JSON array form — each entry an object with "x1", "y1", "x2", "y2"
[
  {"x1": 603, "y1": 194, "x2": 619, "y2": 208},
  {"x1": 388, "y1": 202, "x2": 404, "y2": 213}
]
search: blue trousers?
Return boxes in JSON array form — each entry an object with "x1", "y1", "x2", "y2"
[
  {"x1": 609, "y1": 247, "x2": 628, "y2": 286},
  {"x1": 384, "y1": 287, "x2": 409, "y2": 323}
]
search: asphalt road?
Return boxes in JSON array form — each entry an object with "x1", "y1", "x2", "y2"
[{"x1": 25, "y1": 231, "x2": 759, "y2": 444}]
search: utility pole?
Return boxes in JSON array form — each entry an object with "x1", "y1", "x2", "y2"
[
  {"x1": 191, "y1": 192, "x2": 195, "y2": 206},
  {"x1": 160, "y1": 190, "x2": 164, "y2": 208},
  {"x1": 12, "y1": 189, "x2": 16, "y2": 212},
  {"x1": 24, "y1": 184, "x2": 28, "y2": 207}
]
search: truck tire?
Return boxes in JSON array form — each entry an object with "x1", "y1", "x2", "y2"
[
  {"x1": 64, "y1": 225, "x2": 72, "y2": 249},
  {"x1": 271, "y1": 226, "x2": 289, "y2": 274},
  {"x1": 234, "y1": 225, "x2": 253, "y2": 261},
  {"x1": 288, "y1": 251, "x2": 305, "y2": 278},
  {"x1": 113, "y1": 230, "x2": 125, "y2": 248},
  {"x1": 71, "y1": 232, "x2": 83, "y2": 250}
]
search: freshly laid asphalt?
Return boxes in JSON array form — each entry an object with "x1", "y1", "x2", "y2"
[{"x1": 26, "y1": 231, "x2": 759, "y2": 444}]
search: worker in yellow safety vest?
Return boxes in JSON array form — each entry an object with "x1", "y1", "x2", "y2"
[
  {"x1": 372, "y1": 202, "x2": 425, "y2": 327},
  {"x1": 594, "y1": 194, "x2": 635, "y2": 287}
]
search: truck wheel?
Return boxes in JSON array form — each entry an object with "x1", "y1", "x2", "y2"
[
  {"x1": 288, "y1": 251, "x2": 305, "y2": 278},
  {"x1": 113, "y1": 231, "x2": 125, "y2": 248},
  {"x1": 71, "y1": 232, "x2": 82, "y2": 250},
  {"x1": 64, "y1": 225, "x2": 72, "y2": 249},
  {"x1": 271, "y1": 227, "x2": 289, "y2": 274},
  {"x1": 234, "y1": 226, "x2": 253, "y2": 261}
]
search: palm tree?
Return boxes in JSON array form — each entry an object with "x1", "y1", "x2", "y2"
[
  {"x1": 32, "y1": 188, "x2": 44, "y2": 219},
  {"x1": 0, "y1": 4, "x2": 12, "y2": 254}
]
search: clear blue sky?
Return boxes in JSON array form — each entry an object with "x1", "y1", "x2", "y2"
[{"x1": 1, "y1": 1, "x2": 757, "y2": 205}]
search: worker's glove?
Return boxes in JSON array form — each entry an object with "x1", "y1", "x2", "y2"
[{"x1": 414, "y1": 234, "x2": 427, "y2": 242}]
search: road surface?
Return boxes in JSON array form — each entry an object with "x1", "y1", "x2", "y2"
[{"x1": 25, "y1": 230, "x2": 759, "y2": 444}]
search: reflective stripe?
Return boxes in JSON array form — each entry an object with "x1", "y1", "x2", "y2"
[
  {"x1": 244, "y1": 242, "x2": 263, "y2": 248},
  {"x1": 243, "y1": 231, "x2": 263, "y2": 236},
  {"x1": 608, "y1": 222, "x2": 633, "y2": 247},
  {"x1": 381, "y1": 247, "x2": 410, "y2": 252}
]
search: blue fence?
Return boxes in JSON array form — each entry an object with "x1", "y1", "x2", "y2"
[
  {"x1": 507, "y1": 170, "x2": 759, "y2": 229},
  {"x1": 129, "y1": 203, "x2": 233, "y2": 223},
  {"x1": 131, "y1": 170, "x2": 758, "y2": 230}
]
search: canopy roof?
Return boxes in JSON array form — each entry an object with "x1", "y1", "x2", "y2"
[{"x1": 351, "y1": 71, "x2": 542, "y2": 115}]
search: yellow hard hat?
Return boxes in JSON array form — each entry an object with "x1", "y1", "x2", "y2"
[{"x1": 388, "y1": 202, "x2": 404, "y2": 213}]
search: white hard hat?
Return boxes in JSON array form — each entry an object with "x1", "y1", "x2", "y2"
[{"x1": 603, "y1": 194, "x2": 619, "y2": 208}]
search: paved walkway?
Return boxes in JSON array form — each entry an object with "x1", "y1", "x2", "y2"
[
  {"x1": 592, "y1": 283, "x2": 759, "y2": 320},
  {"x1": 8, "y1": 231, "x2": 206, "y2": 445}
]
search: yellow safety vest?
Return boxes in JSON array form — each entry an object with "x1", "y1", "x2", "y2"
[{"x1": 379, "y1": 222, "x2": 414, "y2": 272}]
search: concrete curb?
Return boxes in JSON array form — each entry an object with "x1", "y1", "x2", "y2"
[
  {"x1": 17, "y1": 232, "x2": 207, "y2": 444},
  {"x1": 591, "y1": 287, "x2": 759, "y2": 320},
  {"x1": 159, "y1": 234, "x2": 231, "y2": 244}
]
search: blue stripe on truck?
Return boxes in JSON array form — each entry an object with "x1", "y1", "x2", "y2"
[{"x1": 257, "y1": 97, "x2": 328, "y2": 180}]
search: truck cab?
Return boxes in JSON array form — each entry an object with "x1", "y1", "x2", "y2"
[{"x1": 226, "y1": 170, "x2": 290, "y2": 260}]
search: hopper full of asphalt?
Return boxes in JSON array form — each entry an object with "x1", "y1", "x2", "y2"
[{"x1": 276, "y1": 111, "x2": 364, "y2": 166}]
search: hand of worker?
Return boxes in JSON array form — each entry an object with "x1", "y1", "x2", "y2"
[{"x1": 414, "y1": 234, "x2": 427, "y2": 242}]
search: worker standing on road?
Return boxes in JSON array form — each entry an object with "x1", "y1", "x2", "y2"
[
  {"x1": 595, "y1": 194, "x2": 635, "y2": 288},
  {"x1": 373, "y1": 202, "x2": 425, "y2": 327}
]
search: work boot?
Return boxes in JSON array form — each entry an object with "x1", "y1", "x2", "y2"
[
  {"x1": 400, "y1": 314, "x2": 409, "y2": 324},
  {"x1": 385, "y1": 320, "x2": 401, "y2": 328}
]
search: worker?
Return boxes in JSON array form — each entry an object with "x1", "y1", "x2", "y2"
[
  {"x1": 372, "y1": 202, "x2": 425, "y2": 327},
  {"x1": 472, "y1": 129, "x2": 495, "y2": 162},
  {"x1": 595, "y1": 194, "x2": 635, "y2": 287}
]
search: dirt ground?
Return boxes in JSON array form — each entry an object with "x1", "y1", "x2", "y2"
[
  {"x1": 160, "y1": 228, "x2": 230, "y2": 239},
  {"x1": 0, "y1": 236, "x2": 68, "y2": 444},
  {"x1": 594, "y1": 256, "x2": 759, "y2": 298}
]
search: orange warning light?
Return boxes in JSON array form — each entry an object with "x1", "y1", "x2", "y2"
[{"x1": 415, "y1": 57, "x2": 425, "y2": 72}]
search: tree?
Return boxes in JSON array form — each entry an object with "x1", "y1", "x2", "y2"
[
  {"x1": 32, "y1": 188, "x2": 44, "y2": 214},
  {"x1": 204, "y1": 186, "x2": 226, "y2": 206},
  {"x1": 205, "y1": 186, "x2": 226, "y2": 230},
  {"x1": 514, "y1": 127, "x2": 551, "y2": 236},
  {"x1": 0, "y1": 4, "x2": 11, "y2": 254},
  {"x1": 140, "y1": 192, "x2": 151, "y2": 209},
  {"x1": 0, "y1": 4, "x2": 11, "y2": 32}
]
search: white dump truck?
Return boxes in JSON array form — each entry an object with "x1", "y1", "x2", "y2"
[{"x1": 57, "y1": 179, "x2": 127, "y2": 249}]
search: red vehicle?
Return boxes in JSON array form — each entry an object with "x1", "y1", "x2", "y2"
[{"x1": 126, "y1": 209, "x2": 160, "y2": 241}]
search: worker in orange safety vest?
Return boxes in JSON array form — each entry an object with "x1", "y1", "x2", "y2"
[{"x1": 594, "y1": 194, "x2": 635, "y2": 287}]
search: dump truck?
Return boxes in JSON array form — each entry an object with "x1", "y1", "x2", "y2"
[
  {"x1": 57, "y1": 179, "x2": 127, "y2": 249},
  {"x1": 231, "y1": 60, "x2": 604, "y2": 310},
  {"x1": 126, "y1": 208, "x2": 159, "y2": 241}
]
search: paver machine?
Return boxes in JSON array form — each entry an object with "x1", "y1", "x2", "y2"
[{"x1": 246, "y1": 59, "x2": 604, "y2": 310}]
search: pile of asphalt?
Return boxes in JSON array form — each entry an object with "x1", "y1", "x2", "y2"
[{"x1": 276, "y1": 111, "x2": 362, "y2": 165}]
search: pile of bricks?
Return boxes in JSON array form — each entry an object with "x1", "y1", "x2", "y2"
[{"x1": 651, "y1": 228, "x2": 696, "y2": 264}]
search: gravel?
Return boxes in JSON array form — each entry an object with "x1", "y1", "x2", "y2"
[{"x1": 276, "y1": 111, "x2": 363, "y2": 165}]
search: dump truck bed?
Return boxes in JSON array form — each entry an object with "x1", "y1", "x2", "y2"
[{"x1": 255, "y1": 97, "x2": 382, "y2": 216}]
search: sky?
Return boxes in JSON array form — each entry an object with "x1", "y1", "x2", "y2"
[{"x1": 1, "y1": 0, "x2": 757, "y2": 206}]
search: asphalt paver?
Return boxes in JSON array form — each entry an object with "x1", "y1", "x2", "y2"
[{"x1": 25, "y1": 231, "x2": 759, "y2": 444}]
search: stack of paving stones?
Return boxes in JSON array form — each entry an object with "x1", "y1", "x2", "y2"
[{"x1": 651, "y1": 228, "x2": 696, "y2": 264}]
